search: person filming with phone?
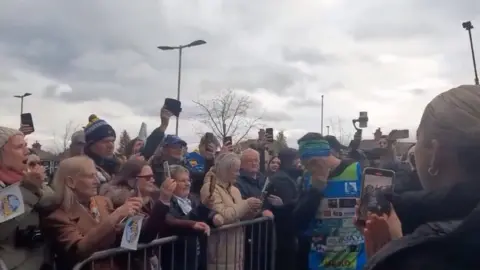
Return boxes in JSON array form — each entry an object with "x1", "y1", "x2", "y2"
[
  {"x1": 360, "y1": 85, "x2": 480, "y2": 270},
  {"x1": 185, "y1": 133, "x2": 220, "y2": 196},
  {"x1": 150, "y1": 135, "x2": 187, "y2": 186}
]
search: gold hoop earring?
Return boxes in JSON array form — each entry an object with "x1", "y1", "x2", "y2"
[{"x1": 428, "y1": 167, "x2": 439, "y2": 176}]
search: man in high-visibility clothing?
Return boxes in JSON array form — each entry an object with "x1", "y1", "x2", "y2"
[{"x1": 297, "y1": 133, "x2": 365, "y2": 270}]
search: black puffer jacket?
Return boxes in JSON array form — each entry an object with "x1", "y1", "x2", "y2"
[{"x1": 365, "y1": 180, "x2": 480, "y2": 270}]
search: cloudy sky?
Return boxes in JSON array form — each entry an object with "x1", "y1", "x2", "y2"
[{"x1": 1, "y1": 0, "x2": 479, "y2": 152}]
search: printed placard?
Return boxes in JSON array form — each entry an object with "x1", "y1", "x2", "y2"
[
  {"x1": 120, "y1": 215, "x2": 144, "y2": 250},
  {"x1": 0, "y1": 183, "x2": 25, "y2": 223}
]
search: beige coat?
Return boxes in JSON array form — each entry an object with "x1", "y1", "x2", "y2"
[
  {"x1": 0, "y1": 181, "x2": 55, "y2": 270},
  {"x1": 200, "y1": 174, "x2": 251, "y2": 270}
]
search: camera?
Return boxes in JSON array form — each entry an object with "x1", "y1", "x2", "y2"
[{"x1": 15, "y1": 226, "x2": 44, "y2": 249}]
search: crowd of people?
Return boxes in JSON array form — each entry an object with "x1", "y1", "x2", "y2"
[{"x1": 1, "y1": 84, "x2": 480, "y2": 270}]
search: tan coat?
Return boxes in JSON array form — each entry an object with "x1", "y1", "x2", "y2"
[
  {"x1": 41, "y1": 196, "x2": 121, "y2": 270},
  {"x1": 0, "y1": 181, "x2": 55, "y2": 270},
  {"x1": 200, "y1": 175, "x2": 251, "y2": 270}
]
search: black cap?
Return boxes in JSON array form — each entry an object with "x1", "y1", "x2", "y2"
[{"x1": 325, "y1": 135, "x2": 348, "y2": 152}]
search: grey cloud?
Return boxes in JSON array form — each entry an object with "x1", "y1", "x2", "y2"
[
  {"x1": 282, "y1": 48, "x2": 338, "y2": 65},
  {"x1": 201, "y1": 65, "x2": 310, "y2": 95},
  {"x1": 411, "y1": 88, "x2": 426, "y2": 96},
  {"x1": 349, "y1": 0, "x2": 480, "y2": 41},
  {"x1": 261, "y1": 110, "x2": 293, "y2": 122},
  {"x1": 288, "y1": 98, "x2": 323, "y2": 108}
]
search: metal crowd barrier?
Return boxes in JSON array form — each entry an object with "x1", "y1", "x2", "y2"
[
  {"x1": 71, "y1": 217, "x2": 275, "y2": 270},
  {"x1": 0, "y1": 258, "x2": 7, "y2": 270}
]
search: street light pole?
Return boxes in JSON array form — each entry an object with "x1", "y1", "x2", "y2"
[
  {"x1": 462, "y1": 21, "x2": 479, "y2": 85},
  {"x1": 321, "y1": 95, "x2": 324, "y2": 135},
  {"x1": 175, "y1": 48, "x2": 183, "y2": 136},
  {"x1": 158, "y1": 39, "x2": 207, "y2": 135}
]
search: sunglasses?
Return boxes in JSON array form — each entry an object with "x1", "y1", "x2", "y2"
[{"x1": 136, "y1": 174, "x2": 154, "y2": 180}]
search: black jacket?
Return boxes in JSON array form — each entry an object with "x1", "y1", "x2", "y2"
[
  {"x1": 161, "y1": 196, "x2": 216, "y2": 270},
  {"x1": 365, "y1": 180, "x2": 480, "y2": 270},
  {"x1": 235, "y1": 170, "x2": 266, "y2": 199},
  {"x1": 141, "y1": 127, "x2": 165, "y2": 161}
]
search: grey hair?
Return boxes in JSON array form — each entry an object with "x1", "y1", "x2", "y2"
[
  {"x1": 214, "y1": 152, "x2": 240, "y2": 182},
  {"x1": 169, "y1": 165, "x2": 189, "y2": 179}
]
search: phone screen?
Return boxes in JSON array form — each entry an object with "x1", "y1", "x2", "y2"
[
  {"x1": 359, "y1": 168, "x2": 394, "y2": 220},
  {"x1": 223, "y1": 136, "x2": 232, "y2": 146},
  {"x1": 163, "y1": 161, "x2": 171, "y2": 179},
  {"x1": 20, "y1": 113, "x2": 35, "y2": 134}
]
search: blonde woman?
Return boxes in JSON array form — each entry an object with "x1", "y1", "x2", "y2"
[
  {"x1": 200, "y1": 152, "x2": 263, "y2": 270},
  {"x1": 42, "y1": 156, "x2": 145, "y2": 270}
]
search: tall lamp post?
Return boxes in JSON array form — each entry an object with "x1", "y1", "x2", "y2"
[
  {"x1": 462, "y1": 21, "x2": 479, "y2": 85},
  {"x1": 14, "y1": 92, "x2": 32, "y2": 115},
  {"x1": 158, "y1": 39, "x2": 207, "y2": 135}
]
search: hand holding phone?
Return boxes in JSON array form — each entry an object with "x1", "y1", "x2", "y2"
[
  {"x1": 20, "y1": 113, "x2": 34, "y2": 135},
  {"x1": 163, "y1": 161, "x2": 171, "y2": 179},
  {"x1": 358, "y1": 168, "x2": 395, "y2": 222},
  {"x1": 223, "y1": 136, "x2": 233, "y2": 151}
]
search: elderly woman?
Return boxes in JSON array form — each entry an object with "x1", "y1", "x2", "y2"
[
  {"x1": 0, "y1": 127, "x2": 55, "y2": 270},
  {"x1": 363, "y1": 85, "x2": 480, "y2": 270},
  {"x1": 200, "y1": 152, "x2": 263, "y2": 270},
  {"x1": 42, "y1": 156, "x2": 174, "y2": 270}
]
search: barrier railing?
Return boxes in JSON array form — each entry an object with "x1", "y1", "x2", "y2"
[
  {"x1": 0, "y1": 258, "x2": 7, "y2": 270},
  {"x1": 71, "y1": 217, "x2": 275, "y2": 270}
]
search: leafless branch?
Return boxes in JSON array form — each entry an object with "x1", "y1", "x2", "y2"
[
  {"x1": 328, "y1": 117, "x2": 353, "y2": 145},
  {"x1": 52, "y1": 121, "x2": 80, "y2": 154},
  {"x1": 193, "y1": 89, "x2": 262, "y2": 144}
]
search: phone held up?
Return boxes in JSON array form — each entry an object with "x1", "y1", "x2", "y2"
[
  {"x1": 223, "y1": 136, "x2": 233, "y2": 151},
  {"x1": 265, "y1": 128, "x2": 274, "y2": 143},
  {"x1": 205, "y1": 132, "x2": 215, "y2": 151},
  {"x1": 358, "y1": 167, "x2": 395, "y2": 223},
  {"x1": 163, "y1": 161, "x2": 171, "y2": 179},
  {"x1": 20, "y1": 113, "x2": 35, "y2": 135}
]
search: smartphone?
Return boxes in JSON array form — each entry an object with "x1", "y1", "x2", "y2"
[
  {"x1": 265, "y1": 128, "x2": 274, "y2": 143},
  {"x1": 358, "y1": 167, "x2": 395, "y2": 221},
  {"x1": 223, "y1": 136, "x2": 232, "y2": 146},
  {"x1": 20, "y1": 113, "x2": 35, "y2": 134},
  {"x1": 163, "y1": 161, "x2": 171, "y2": 179},
  {"x1": 164, "y1": 98, "x2": 182, "y2": 117}
]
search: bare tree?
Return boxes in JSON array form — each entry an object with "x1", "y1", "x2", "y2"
[
  {"x1": 193, "y1": 89, "x2": 262, "y2": 144},
  {"x1": 328, "y1": 117, "x2": 353, "y2": 145},
  {"x1": 52, "y1": 121, "x2": 80, "y2": 154}
]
